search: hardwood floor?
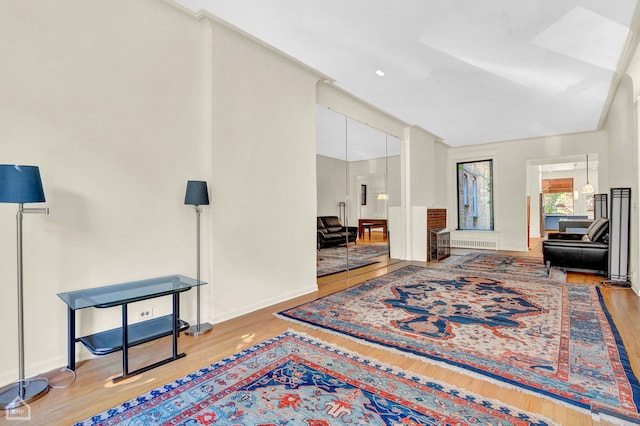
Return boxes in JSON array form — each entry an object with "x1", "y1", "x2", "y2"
[{"x1": 16, "y1": 241, "x2": 640, "y2": 425}]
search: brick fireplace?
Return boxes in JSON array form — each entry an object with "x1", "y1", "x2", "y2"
[{"x1": 427, "y1": 208, "x2": 447, "y2": 261}]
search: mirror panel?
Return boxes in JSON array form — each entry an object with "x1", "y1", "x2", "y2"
[
  {"x1": 316, "y1": 106, "x2": 348, "y2": 279},
  {"x1": 346, "y1": 116, "x2": 389, "y2": 273}
]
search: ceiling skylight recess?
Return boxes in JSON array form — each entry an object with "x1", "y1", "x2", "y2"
[{"x1": 531, "y1": 6, "x2": 629, "y2": 71}]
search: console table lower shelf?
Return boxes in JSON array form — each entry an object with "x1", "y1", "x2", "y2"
[
  {"x1": 78, "y1": 316, "x2": 189, "y2": 356},
  {"x1": 78, "y1": 316, "x2": 189, "y2": 382}
]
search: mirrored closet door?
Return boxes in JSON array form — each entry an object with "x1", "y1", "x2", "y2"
[{"x1": 316, "y1": 105, "x2": 400, "y2": 282}]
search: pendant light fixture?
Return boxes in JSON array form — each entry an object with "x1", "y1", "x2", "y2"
[{"x1": 582, "y1": 154, "x2": 594, "y2": 194}]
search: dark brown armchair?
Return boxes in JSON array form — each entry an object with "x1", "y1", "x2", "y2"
[{"x1": 317, "y1": 216, "x2": 357, "y2": 249}]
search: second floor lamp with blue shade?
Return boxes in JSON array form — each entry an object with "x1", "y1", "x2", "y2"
[{"x1": 184, "y1": 180, "x2": 212, "y2": 336}]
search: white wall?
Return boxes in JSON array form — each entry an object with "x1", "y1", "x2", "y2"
[
  {"x1": 208, "y1": 18, "x2": 319, "y2": 323},
  {"x1": 603, "y1": 71, "x2": 639, "y2": 292},
  {"x1": 0, "y1": 0, "x2": 321, "y2": 386},
  {"x1": 405, "y1": 126, "x2": 446, "y2": 262},
  {"x1": 0, "y1": 0, "x2": 211, "y2": 383},
  {"x1": 447, "y1": 131, "x2": 608, "y2": 252}
]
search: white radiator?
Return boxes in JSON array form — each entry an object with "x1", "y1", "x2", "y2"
[{"x1": 451, "y1": 239, "x2": 498, "y2": 250}]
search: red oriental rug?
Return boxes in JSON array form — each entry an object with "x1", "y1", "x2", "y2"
[{"x1": 277, "y1": 265, "x2": 640, "y2": 415}]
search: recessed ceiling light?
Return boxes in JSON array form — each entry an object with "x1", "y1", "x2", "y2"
[{"x1": 376, "y1": 69, "x2": 385, "y2": 77}]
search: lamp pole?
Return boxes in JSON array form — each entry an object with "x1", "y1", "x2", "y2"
[
  {"x1": 195, "y1": 205, "x2": 202, "y2": 332},
  {"x1": 16, "y1": 205, "x2": 25, "y2": 398},
  {"x1": 0, "y1": 204, "x2": 49, "y2": 409}
]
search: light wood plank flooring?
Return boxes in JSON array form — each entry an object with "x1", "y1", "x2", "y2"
[{"x1": 14, "y1": 241, "x2": 640, "y2": 425}]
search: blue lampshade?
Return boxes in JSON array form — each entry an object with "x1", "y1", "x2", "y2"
[
  {"x1": 0, "y1": 164, "x2": 46, "y2": 204},
  {"x1": 184, "y1": 180, "x2": 209, "y2": 206}
]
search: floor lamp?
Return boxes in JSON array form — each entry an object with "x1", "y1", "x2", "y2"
[
  {"x1": 184, "y1": 180, "x2": 212, "y2": 336},
  {"x1": 0, "y1": 165, "x2": 50, "y2": 410}
]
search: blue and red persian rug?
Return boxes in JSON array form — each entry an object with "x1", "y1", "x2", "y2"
[
  {"x1": 76, "y1": 331, "x2": 554, "y2": 425},
  {"x1": 277, "y1": 265, "x2": 640, "y2": 414}
]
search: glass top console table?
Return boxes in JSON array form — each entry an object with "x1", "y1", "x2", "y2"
[{"x1": 58, "y1": 275, "x2": 206, "y2": 383}]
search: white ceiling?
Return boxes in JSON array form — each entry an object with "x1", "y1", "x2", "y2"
[{"x1": 174, "y1": 0, "x2": 637, "y2": 147}]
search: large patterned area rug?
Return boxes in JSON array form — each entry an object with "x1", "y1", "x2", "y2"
[
  {"x1": 277, "y1": 265, "x2": 640, "y2": 413},
  {"x1": 317, "y1": 244, "x2": 388, "y2": 277},
  {"x1": 77, "y1": 331, "x2": 555, "y2": 425}
]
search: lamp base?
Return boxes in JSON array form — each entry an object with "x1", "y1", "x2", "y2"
[
  {"x1": 185, "y1": 322, "x2": 213, "y2": 337},
  {"x1": 602, "y1": 280, "x2": 632, "y2": 288},
  {"x1": 0, "y1": 378, "x2": 49, "y2": 410}
]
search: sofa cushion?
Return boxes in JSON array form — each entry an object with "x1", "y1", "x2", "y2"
[
  {"x1": 322, "y1": 216, "x2": 345, "y2": 232},
  {"x1": 585, "y1": 217, "x2": 609, "y2": 243},
  {"x1": 322, "y1": 216, "x2": 343, "y2": 228}
]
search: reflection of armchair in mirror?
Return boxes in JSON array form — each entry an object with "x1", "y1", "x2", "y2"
[{"x1": 317, "y1": 216, "x2": 357, "y2": 250}]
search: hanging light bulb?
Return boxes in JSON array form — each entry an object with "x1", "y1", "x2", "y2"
[{"x1": 582, "y1": 154, "x2": 594, "y2": 194}]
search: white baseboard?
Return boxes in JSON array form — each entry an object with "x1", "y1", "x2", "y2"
[{"x1": 211, "y1": 284, "x2": 318, "y2": 324}]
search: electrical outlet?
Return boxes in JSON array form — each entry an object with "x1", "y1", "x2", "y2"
[{"x1": 137, "y1": 308, "x2": 153, "y2": 320}]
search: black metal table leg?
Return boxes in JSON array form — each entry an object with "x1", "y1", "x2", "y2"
[
  {"x1": 172, "y1": 293, "x2": 179, "y2": 357},
  {"x1": 68, "y1": 307, "x2": 76, "y2": 370},
  {"x1": 121, "y1": 304, "x2": 128, "y2": 378}
]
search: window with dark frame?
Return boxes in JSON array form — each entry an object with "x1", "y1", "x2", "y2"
[{"x1": 457, "y1": 160, "x2": 494, "y2": 230}]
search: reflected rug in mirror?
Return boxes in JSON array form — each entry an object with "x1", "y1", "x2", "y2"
[
  {"x1": 317, "y1": 255, "x2": 377, "y2": 277},
  {"x1": 277, "y1": 265, "x2": 640, "y2": 413},
  {"x1": 317, "y1": 244, "x2": 388, "y2": 277},
  {"x1": 76, "y1": 331, "x2": 555, "y2": 425},
  {"x1": 436, "y1": 252, "x2": 567, "y2": 281}
]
